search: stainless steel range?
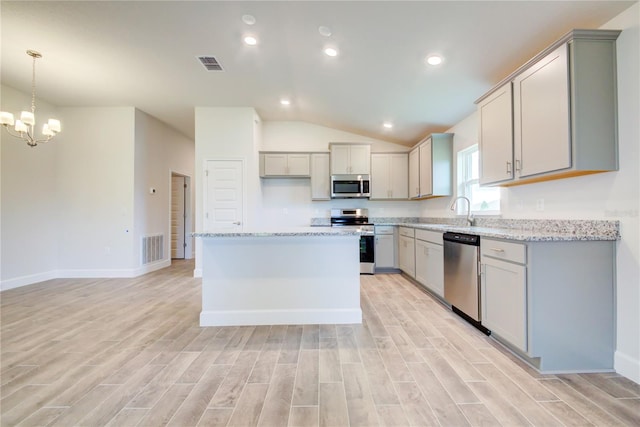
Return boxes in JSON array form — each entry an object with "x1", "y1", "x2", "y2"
[{"x1": 330, "y1": 208, "x2": 375, "y2": 275}]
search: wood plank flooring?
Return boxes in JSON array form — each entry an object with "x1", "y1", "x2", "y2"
[{"x1": 1, "y1": 260, "x2": 638, "y2": 426}]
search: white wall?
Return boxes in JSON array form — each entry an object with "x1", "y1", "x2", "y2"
[
  {"x1": 0, "y1": 85, "x2": 60, "y2": 289},
  {"x1": 598, "y1": 3, "x2": 639, "y2": 385},
  {"x1": 260, "y1": 121, "x2": 422, "y2": 225},
  {"x1": 194, "y1": 107, "x2": 261, "y2": 273},
  {"x1": 1, "y1": 95, "x2": 196, "y2": 287},
  {"x1": 262, "y1": 121, "x2": 411, "y2": 152},
  {"x1": 56, "y1": 107, "x2": 137, "y2": 275},
  {"x1": 424, "y1": 4, "x2": 639, "y2": 382},
  {"x1": 134, "y1": 109, "x2": 195, "y2": 270}
]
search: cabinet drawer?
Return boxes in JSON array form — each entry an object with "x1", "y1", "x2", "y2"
[
  {"x1": 415, "y1": 229, "x2": 442, "y2": 244},
  {"x1": 375, "y1": 226, "x2": 395, "y2": 235},
  {"x1": 482, "y1": 238, "x2": 526, "y2": 264},
  {"x1": 399, "y1": 227, "x2": 415, "y2": 238}
]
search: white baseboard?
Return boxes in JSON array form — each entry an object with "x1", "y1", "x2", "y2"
[
  {"x1": 193, "y1": 268, "x2": 202, "y2": 278},
  {"x1": 1, "y1": 270, "x2": 57, "y2": 291},
  {"x1": 1, "y1": 260, "x2": 171, "y2": 291},
  {"x1": 134, "y1": 259, "x2": 171, "y2": 276},
  {"x1": 56, "y1": 268, "x2": 139, "y2": 278},
  {"x1": 200, "y1": 308, "x2": 362, "y2": 326},
  {"x1": 615, "y1": 350, "x2": 640, "y2": 384}
]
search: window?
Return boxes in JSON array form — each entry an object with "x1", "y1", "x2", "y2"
[{"x1": 457, "y1": 144, "x2": 501, "y2": 213}]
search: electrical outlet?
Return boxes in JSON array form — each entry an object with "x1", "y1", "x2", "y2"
[{"x1": 536, "y1": 198, "x2": 545, "y2": 211}]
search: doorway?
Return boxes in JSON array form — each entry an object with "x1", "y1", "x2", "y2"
[{"x1": 170, "y1": 173, "x2": 191, "y2": 259}]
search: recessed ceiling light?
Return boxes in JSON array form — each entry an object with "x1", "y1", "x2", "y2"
[
  {"x1": 280, "y1": 99, "x2": 291, "y2": 106},
  {"x1": 242, "y1": 14, "x2": 256, "y2": 25},
  {"x1": 426, "y1": 54, "x2": 443, "y2": 66},
  {"x1": 244, "y1": 35, "x2": 258, "y2": 46},
  {"x1": 318, "y1": 26, "x2": 332, "y2": 37},
  {"x1": 383, "y1": 122, "x2": 393, "y2": 129},
  {"x1": 324, "y1": 47, "x2": 338, "y2": 57}
]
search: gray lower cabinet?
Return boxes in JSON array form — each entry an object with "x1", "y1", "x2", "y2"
[
  {"x1": 481, "y1": 247, "x2": 527, "y2": 351},
  {"x1": 481, "y1": 237, "x2": 615, "y2": 372},
  {"x1": 374, "y1": 226, "x2": 396, "y2": 269},
  {"x1": 398, "y1": 227, "x2": 415, "y2": 278},
  {"x1": 415, "y1": 230, "x2": 444, "y2": 298}
]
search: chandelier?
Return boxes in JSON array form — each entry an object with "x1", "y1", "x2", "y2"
[{"x1": 0, "y1": 50, "x2": 61, "y2": 147}]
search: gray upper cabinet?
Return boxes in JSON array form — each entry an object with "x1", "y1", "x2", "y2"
[
  {"x1": 310, "y1": 153, "x2": 331, "y2": 200},
  {"x1": 408, "y1": 133, "x2": 453, "y2": 199},
  {"x1": 514, "y1": 44, "x2": 571, "y2": 179},
  {"x1": 259, "y1": 152, "x2": 310, "y2": 177},
  {"x1": 330, "y1": 144, "x2": 371, "y2": 175},
  {"x1": 477, "y1": 29, "x2": 620, "y2": 187},
  {"x1": 370, "y1": 153, "x2": 409, "y2": 200},
  {"x1": 478, "y1": 83, "x2": 514, "y2": 185}
]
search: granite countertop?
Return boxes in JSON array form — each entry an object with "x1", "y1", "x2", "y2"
[
  {"x1": 310, "y1": 217, "x2": 620, "y2": 242},
  {"x1": 193, "y1": 227, "x2": 361, "y2": 238},
  {"x1": 391, "y1": 223, "x2": 619, "y2": 242}
]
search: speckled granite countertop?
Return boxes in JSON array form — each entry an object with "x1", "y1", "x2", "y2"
[
  {"x1": 310, "y1": 217, "x2": 620, "y2": 241},
  {"x1": 193, "y1": 227, "x2": 361, "y2": 238}
]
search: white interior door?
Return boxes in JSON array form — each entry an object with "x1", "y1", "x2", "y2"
[
  {"x1": 204, "y1": 160, "x2": 243, "y2": 231},
  {"x1": 171, "y1": 175, "x2": 186, "y2": 259}
]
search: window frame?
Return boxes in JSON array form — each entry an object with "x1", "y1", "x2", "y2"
[{"x1": 456, "y1": 144, "x2": 501, "y2": 215}]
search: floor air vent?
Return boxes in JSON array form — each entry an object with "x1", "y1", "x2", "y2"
[
  {"x1": 142, "y1": 234, "x2": 164, "y2": 264},
  {"x1": 198, "y1": 56, "x2": 223, "y2": 71}
]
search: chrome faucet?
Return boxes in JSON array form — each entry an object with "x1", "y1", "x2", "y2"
[{"x1": 450, "y1": 196, "x2": 474, "y2": 226}]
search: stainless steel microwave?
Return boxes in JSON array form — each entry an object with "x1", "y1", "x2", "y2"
[{"x1": 331, "y1": 174, "x2": 370, "y2": 198}]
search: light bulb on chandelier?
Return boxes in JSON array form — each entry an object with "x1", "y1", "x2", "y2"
[{"x1": 0, "y1": 50, "x2": 61, "y2": 147}]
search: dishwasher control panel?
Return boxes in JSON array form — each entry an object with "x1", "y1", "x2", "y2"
[{"x1": 443, "y1": 232, "x2": 480, "y2": 246}]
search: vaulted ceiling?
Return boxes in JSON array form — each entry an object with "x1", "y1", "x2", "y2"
[{"x1": 1, "y1": 1, "x2": 635, "y2": 145}]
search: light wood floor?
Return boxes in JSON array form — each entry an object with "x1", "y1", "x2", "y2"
[{"x1": 1, "y1": 260, "x2": 638, "y2": 427}]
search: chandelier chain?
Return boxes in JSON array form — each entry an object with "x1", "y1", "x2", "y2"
[{"x1": 31, "y1": 54, "x2": 37, "y2": 114}]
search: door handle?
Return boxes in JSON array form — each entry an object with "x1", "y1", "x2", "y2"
[
  {"x1": 506, "y1": 161, "x2": 512, "y2": 174},
  {"x1": 232, "y1": 221, "x2": 242, "y2": 225}
]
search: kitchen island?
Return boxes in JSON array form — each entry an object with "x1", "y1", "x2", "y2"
[{"x1": 193, "y1": 228, "x2": 362, "y2": 326}]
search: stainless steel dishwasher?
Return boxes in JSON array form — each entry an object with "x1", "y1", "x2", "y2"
[{"x1": 443, "y1": 232, "x2": 490, "y2": 335}]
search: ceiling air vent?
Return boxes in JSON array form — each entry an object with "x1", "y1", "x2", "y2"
[{"x1": 198, "y1": 56, "x2": 223, "y2": 71}]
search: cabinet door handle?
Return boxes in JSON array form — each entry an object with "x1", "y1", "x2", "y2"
[
  {"x1": 515, "y1": 159, "x2": 521, "y2": 172},
  {"x1": 490, "y1": 247, "x2": 505, "y2": 253},
  {"x1": 506, "y1": 161, "x2": 512, "y2": 174}
]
